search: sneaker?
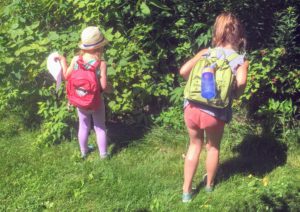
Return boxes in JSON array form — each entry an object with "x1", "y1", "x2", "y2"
[
  {"x1": 205, "y1": 186, "x2": 214, "y2": 193},
  {"x1": 81, "y1": 154, "x2": 87, "y2": 159},
  {"x1": 202, "y1": 174, "x2": 214, "y2": 193},
  {"x1": 81, "y1": 144, "x2": 95, "y2": 159},
  {"x1": 100, "y1": 153, "x2": 109, "y2": 159},
  {"x1": 87, "y1": 144, "x2": 95, "y2": 153},
  {"x1": 182, "y1": 192, "x2": 192, "y2": 203}
]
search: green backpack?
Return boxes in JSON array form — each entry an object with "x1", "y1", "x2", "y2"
[{"x1": 184, "y1": 48, "x2": 239, "y2": 109}]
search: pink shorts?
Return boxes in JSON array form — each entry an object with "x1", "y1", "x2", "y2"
[{"x1": 184, "y1": 103, "x2": 225, "y2": 131}]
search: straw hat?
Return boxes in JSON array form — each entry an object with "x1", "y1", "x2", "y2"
[{"x1": 78, "y1": 26, "x2": 108, "y2": 50}]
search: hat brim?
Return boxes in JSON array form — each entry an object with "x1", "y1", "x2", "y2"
[{"x1": 78, "y1": 39, "x2": 109, "y2": 50}]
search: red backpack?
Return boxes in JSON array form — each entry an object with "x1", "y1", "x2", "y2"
[{"x1": 66, "y1": 56, "x2": 101, "y2": 110}]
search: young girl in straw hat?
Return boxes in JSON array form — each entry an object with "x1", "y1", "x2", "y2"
[
  {"x1": 179, "y1": 12, "x2": 248, "y2": 202},
  {"x1": 56, "y1": 26, "x2": 109, "y2": 159}
]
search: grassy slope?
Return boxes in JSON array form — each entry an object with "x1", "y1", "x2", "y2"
[{"x1": 0, "y1": 117, "x2": 299, "y2": 211}]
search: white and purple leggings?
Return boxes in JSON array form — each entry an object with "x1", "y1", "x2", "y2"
[{"x1": 77, "y1": 98, "x2": 107, "y2": 158}]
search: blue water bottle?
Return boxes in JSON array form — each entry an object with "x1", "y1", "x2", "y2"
[{"x1": 201, "y1": 64, "x2": 216, "y2": 99}]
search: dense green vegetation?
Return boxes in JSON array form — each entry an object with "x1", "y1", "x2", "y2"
[
  {"x1": 0, "y1": 0, "x2": 299, "y2": 145},
  {"x1": 0, "y1": 0, "x2": 299, "y2": 210}
]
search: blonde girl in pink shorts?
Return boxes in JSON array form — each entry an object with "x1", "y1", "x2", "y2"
[{"x1": 179, "y1": 12, "x2": 249, "y2": 202}]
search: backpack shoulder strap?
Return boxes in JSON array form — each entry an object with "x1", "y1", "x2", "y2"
[
  {"x1": 76, "y1": 55, "x2": 87, "y2": 70},
  {"x1": 226, "y1": 52, "x2": 239, "y2": 63},
  {"x1": 88, "y1": 60, "x2": 100, "y2": 72},
  {"x1": 209, "y1": 48, "x2": 218, "y2": 58},
  {"x1": 77, "y1": 56, "x2": 100, "y2": 72}
]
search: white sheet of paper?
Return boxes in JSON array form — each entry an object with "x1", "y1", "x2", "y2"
[{"x1": 47, "y1": 52, "x2": 62, "y2": 92}]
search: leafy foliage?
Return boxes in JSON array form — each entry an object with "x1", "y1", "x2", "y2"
[
  {"x1": 0, "y1": 0, "x2": 299, "y2": 144},
  {"x1": 153, "y1": 106, "x2": 184, "y2": 131},
  {"x1": 240, "y1": 6, "x2": 300, "y2": 138}
]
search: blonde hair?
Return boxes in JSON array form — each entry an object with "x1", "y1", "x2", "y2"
[
  {"x1": 79, "y1": 46, "x2": 105, "y2": 59},
  {"x1": 212, "y1": 12, "x2": 246, "y2": 51}
]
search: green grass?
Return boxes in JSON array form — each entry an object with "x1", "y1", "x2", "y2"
[{"x1": 0, "y1": 116, "x2": 299, "y2": 211}]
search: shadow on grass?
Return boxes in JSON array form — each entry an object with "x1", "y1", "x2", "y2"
[
  {"x1": 218, "y1": 134, "x2": 288, "y2": 181},
  {"x1": 106, "y1": 121, "x2": 147, "y2": 155},
  {"x1": 192, "y1": 133, "x2": 288, "y2": 198}
]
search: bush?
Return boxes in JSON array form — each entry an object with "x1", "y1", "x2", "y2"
[
  {"x1": 241, "y1": 6, "x2": 299, "y2": 137},
  {"x1": 0, "y1": 114, "x2": 23, "y2": 138},
  {"x1": 153, "y1": 106, "x2": 185, "y2": 131},
  {"x1": 0, "y1": 0, "x2": 299, "y2": 145}
]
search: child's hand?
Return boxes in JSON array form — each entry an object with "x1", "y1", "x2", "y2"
[
  {"x1": 53, "y1": 54, "x2": 69, "y2": 80},
  {"x1": 103, "y1": 81, "x2": 113, "y2": 94},
  {"x1": 54, "y1": 55, "x2": 66, "y2": 63}
]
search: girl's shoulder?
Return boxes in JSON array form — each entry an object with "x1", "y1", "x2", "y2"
[
  {"x1": 192, "y1": 48, "x2": 209, "y2": 61},
  {"x1": 199, "y1": 48, "x2": 209, "y2": 56}
]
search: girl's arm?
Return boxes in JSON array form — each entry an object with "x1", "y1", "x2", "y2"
[
  {"x1": 179, "y1": 48, "x2": 209, "y2": 80},
  {"x1": 64, "y1": 57, "x2": 77, "y2": 79},
  {"x1": 99, "y1": 61, "x2": 107, "y2": 91},
  {"x1": 234, "y1": 60, "x2": 249, "y2": 98},
  {"x1": 56, "y1": 55, "x2": 68, "y2": 77},
  {"x1": 55, "y1": 55, "x2": 76, "y2": 80}
]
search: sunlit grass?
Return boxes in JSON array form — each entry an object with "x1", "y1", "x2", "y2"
[{"x1": 0, "y1": 116, "x2": 299, "y2": 211}]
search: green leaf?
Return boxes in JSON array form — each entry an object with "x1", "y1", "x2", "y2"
[
  {"x1": 30, "y1": 21, "x2": 40, "y2": 30},
  {"x1": 107, "y1": 67, "x2": 116, "y2": 76},
  {"x1": 3, "y1": 58, "x2": 14, "y2": 64},
  {"x1": 48, "y1": 31, "x2": 60, "y2": 41},
  {"x1": 148, "y1": 0, "x2": 170, "y2": 10},
  {"x1": 140, "y1": 2, "x2": 151, "y2": 15}
]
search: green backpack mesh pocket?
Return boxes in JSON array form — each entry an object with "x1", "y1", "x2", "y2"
[{"x1": 184, "y1": 49, "x2": 238, "y2": 109}]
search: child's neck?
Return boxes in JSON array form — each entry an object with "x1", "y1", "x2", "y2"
[{"x1": 83, "y1": 52, "x2": 101, "y2": 60}]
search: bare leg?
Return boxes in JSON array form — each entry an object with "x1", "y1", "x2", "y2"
[
  {"x1": 183, "y1": 127, "x2": 204, "y2": 193},
  {"x1": 205, "y1": 127, "x2": 224, "y2": 187}
]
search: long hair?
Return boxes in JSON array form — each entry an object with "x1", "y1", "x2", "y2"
[
  {"x1": 79, "y1": 47, "x2": 105, "y2": 59},
  {"x1": 212, "y1": 12, "x2": 246, "y2": 52}
]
